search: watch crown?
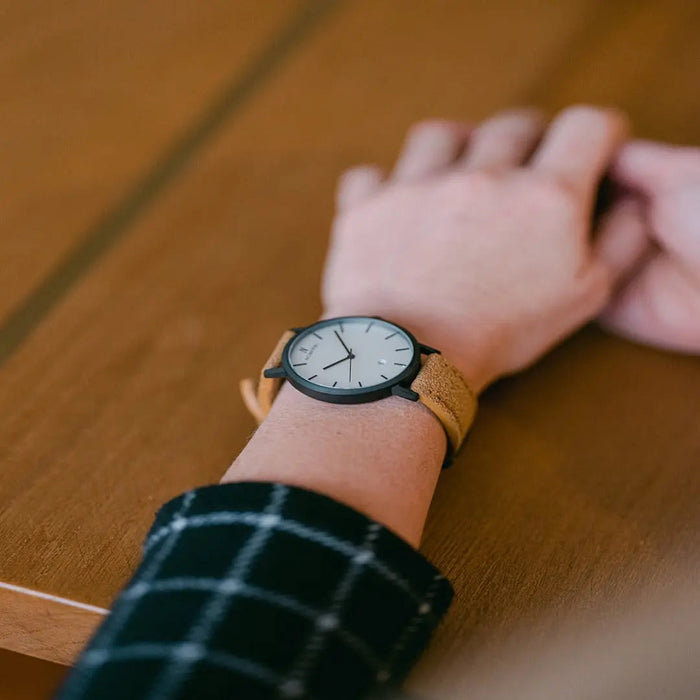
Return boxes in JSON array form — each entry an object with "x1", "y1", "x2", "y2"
[{"x1": 264, "y1": 367, "x2": 287, "y2": 379}]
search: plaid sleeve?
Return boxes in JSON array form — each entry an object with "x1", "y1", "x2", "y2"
[{"x1": 57, "y1": 482, "x2": 453, "y2": 700}]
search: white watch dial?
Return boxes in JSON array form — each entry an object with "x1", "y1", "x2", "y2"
[{"x1": 287, "y1": 318, "x2": 416, "y2": 390}]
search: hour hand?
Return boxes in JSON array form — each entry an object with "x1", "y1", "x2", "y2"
[{"x1": 322, "y1": 354, "x2": 353, "y2": 371}]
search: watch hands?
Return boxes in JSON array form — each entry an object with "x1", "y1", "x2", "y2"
[
  {"x1": 334, "y1": 330, "x2": 352, "y2": 356},
  {"x1": 322, "y1": 330, "x2": 357, "y2": 382},
  {"x1": 322, "y1": 353, "x2": 355, "y2": 371}
]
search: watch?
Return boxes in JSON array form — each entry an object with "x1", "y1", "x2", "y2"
[{"x1": 240, "y1": 316, "x2": 477, "y2": 466}]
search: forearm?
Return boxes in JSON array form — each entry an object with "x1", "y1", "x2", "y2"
[
  {"x1": 61, "y1": 327, "x2": 454, "y2": 699},
  {"x1": 223, "y1": 382, "x2": 447, "y2": 548}
]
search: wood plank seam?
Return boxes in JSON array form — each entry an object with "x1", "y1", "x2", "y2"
[
  {"x1": 0, "y1": 0, "x2": 345, "y2": 370},
  {"x1": 0, "y1": 582, "x2": 108, "y2": 616}
]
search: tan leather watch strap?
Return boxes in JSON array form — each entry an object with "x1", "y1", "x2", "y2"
[
  {"x1": 240, "y1": 330, "x2": 296, "y2": 423},
  {"x1": 409, "y1": 353, "x2": 477, "y2": 452},
  {"x1": 240, "y1": 329, "x2": 477, "y2": 454}
]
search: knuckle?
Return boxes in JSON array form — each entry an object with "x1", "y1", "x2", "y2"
[
  {"x1": 406, "y1": 119, "x2": 466, "y2": 142},
  {"x1": 338, "y1": 166, "x2": 359, "y2": 183},
  {"x1": 499, "y1": 106, "x2": 547, "y2": 129},
  {"x1": 407, "y1": 119, "x2": 448, "y2": 138},
  {"x1": 447, "y1": 169, "x2": 498, "y2": 196},
  {"x1": 533, "y1": 173, "x2": 577, "y2": 203},
  {"x1": 556, "y1": 104, "x2": 627, "y2": 131},
  {"x1": 557, "y1": 103, "x2": 604, "y2": 121},
  {"x1": 340, "y1": 164, "x2": 376, "y2": 180}
]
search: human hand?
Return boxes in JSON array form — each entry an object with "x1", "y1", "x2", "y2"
[
  {"x1": 595, "y1": 140, "x2": 700, "y2": 353},
  {"x1": 322, "y1": 106, "x2": 629, "y2": 392}
]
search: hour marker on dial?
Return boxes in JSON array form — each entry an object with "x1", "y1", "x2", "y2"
[{"x1": 286, "y1": 317, "x2": 416, "y2": 393}]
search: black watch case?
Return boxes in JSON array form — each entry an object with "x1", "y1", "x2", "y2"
[{"x1": 263, "y1": 316, "x2": 439, "y2": 405}]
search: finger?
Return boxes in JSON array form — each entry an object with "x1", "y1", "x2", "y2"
[
  {"x1": 594, "y1": 197, "x2": 653, "y2": 283},
  {"x1": 392, "y1": 120, "x2": 471, "y2": 181},
  {"x1": 336, "y1": 165, "x2": 385, "y2": 211},
  {"x1": 599, "y1": 254, "x2": 700, "y2": 354},
  {"x1": 531, "y1": 105, "x2": 629, "y2": 201},
  {"x1": 460, "y1": 108, "x2": 546, "y2": 170},
  {"x1": 612, "y1": 148, "x2": 700, "y2": 269},
  {"x1": 612, "y1": 139, "x2": 700, "y2": 192}
]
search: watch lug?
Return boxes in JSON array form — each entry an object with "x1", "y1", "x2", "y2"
[
  {"x1": 419, "y1": 343, "x2": 441, "y2": 355},
  {"x1": 290, "y1": 326, "x2": 306, "y2": 334},
  {"x1": 263, "y1": 367, "x2": 287, "y2": 379},
  {"x1": 392, "y1": 385, "x2": 420, "y2": 402}
]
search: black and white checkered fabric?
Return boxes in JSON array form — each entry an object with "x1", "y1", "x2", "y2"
[{"x1": 57, "y1": 482, "x2": 453, "y2": 699}]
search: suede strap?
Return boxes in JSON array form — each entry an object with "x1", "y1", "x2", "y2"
[
  {"x1": 240, "y1": 329, "x2": 296, "y2": 422},
  {"x1": 240, "y1": 330, "x2": 477, "y2": 452},
  {"x1": 409, "y1": 353, "x2": 477, "y2": 452}
]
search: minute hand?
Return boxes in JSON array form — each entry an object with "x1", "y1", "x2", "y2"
[{"x1": 334, "y1": 330, "x2": 352, "y2": 355}]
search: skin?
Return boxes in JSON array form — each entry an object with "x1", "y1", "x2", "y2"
[
  {"x1": 322, "y1": 106, "x2": 627, "y2": 392},
  {"x1": 596, "y1": 140, "x2": 700, "y2": 353},
  {"x1": 223, "y1": 106, "x2": 689, "y2": 548}
]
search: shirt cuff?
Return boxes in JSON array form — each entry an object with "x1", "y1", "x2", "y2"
[{"x1": 65, "y1": 482, "x2": 453, "y2": 699}]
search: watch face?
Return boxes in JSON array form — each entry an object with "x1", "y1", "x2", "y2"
[{"x1": 282, "y1": 316, "x2": 420, "y2": 403}]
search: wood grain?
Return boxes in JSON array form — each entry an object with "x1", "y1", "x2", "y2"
[
  {"x1": 0, "y1": 0, "x2": 302, "y2": 320},
  {"x1": 0, "y1": 0, "x2": 698, "y2": 686},
  {"x1": 0, "y1": 585, "x2": 103, "y2": 665}
]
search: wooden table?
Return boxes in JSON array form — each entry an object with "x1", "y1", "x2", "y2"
[{"x1": 1, "y1": 0, "x2": 698, "y2": 693}]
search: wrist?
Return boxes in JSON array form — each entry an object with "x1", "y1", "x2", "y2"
[{"x1": 224, "y1": 382, "x2": 446, "y2": 547}]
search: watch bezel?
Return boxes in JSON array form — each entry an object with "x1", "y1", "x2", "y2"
[{"x1": 281, "y1": 316, "x2": 422, "y2": 404}]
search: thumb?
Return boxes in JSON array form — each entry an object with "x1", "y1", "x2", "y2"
[
  {"x1": 611, "y1": 139, "x2": 700, "y2": 193},
  {"x1": 612, "y1": 141, "x2": 700, "y2": 269}
]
